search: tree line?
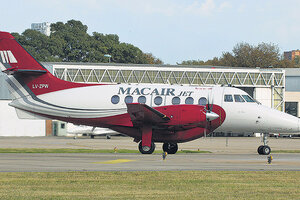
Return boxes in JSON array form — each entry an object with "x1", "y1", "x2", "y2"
[
  {"x1": 12, "y1": 19, "x2": 297, "y2": 68},
  {"x1": 178, "y1": 42, "x2": 298, "y2": 68},
  {"x1": 12, "y1": 20, "x2": 163, "y2": 64}
]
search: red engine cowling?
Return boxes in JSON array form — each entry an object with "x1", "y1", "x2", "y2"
[{"x1": 155, "y1": 105, "x2": 206, "y2": 126}]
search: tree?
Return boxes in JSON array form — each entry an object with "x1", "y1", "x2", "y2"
[
  {"x1": 178, "y1": 42, "x2": 295, "y2": 68},
  {"x1": 11, "y1": 20, "x2": 163, "y2": 64}
]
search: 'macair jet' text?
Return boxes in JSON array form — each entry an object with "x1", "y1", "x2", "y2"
[{"x1": 118, "y1": 87, "x2": 193, "y2": 96}]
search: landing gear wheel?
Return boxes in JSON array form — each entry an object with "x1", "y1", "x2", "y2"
[
  {"x1": 257, "y1": 145, "x2": 271, "y2": 155},
  {"x1": 162, "y1": 143, "x2": 178, "y2": 154},
  {"x1": 262, "y1": 145, "x2": 271, "y2": 155},
  {"x1": 138, "y1": 141, "x2": 155, "y2": 154},
  {"x1": 257, "y1": 145, "x2": 264, "y2": 154}
]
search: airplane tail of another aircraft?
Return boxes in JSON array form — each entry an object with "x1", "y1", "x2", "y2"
[{"x1": 0, "y1": 31, "x2": 94, "y2": 99}]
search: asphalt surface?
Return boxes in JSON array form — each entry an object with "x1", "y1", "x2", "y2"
[
  {"x1": 0, "y1": 136, "x2": 300, "y2": 172},
  {"x1": 0, "y1": 153, "x2": 300, "y2": 172}
]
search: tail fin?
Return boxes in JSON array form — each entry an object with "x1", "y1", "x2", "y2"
[{"x1": 0, "y1": 31, "x2": 93, "y2": 98}]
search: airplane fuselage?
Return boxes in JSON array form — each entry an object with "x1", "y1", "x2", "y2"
[{"x1": 9, "y1": 82, "x2": 300, "y2": 137}]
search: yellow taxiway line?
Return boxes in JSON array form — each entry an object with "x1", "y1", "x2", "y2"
[{"x1": 93, "y1": 159, "x2": 135, "y2": 164}]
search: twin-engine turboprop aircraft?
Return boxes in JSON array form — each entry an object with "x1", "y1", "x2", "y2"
[{"x1": 1, "y1": 31, "x2": 299, "y2": 155}]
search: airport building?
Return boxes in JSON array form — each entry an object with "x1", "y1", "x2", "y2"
[
  {"x1": 285, "y1": 68, "x2": 300, "y2": 117},
  {"x1": 31, "y1": 22, "x2": 51, "y2": 36},
  {"x1": 284, "y1": 50, "x2": 300, "y2": 61},
  {"x1": 0, "y1": 62, "x2": 287, "y2": 136}
]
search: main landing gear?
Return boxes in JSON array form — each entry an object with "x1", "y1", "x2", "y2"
[
  {"x1": 137, "y1": 124, "x2": 179, "y2": 154},
  {"x1": 138, "y1": 141, "x2": 155, "y2": 154},
  {"x1": 138, "y1": 141, "x2": 179, "y2": 154},
  {"x1": 162, "y1": 142, "x2": 178, "y2": 154},
  {"x1": 257, "y1": 133, "x2": 271, "y2": 155}
]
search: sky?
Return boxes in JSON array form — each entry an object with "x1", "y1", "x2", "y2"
[{"x1": 0, "y1": 0, "x2": 299, "y2": 64}]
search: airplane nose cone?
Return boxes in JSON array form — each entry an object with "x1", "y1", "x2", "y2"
[{"x1": 206, "y1": 111, "x2": 219, "y2": 121}]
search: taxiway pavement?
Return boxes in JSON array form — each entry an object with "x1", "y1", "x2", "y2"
[
  {"x1": 0, "y1": 153, "x2": 299, "y2": 172},
  {"x1": 0, "y1": 136, "x2": 300, "y2": 172}
]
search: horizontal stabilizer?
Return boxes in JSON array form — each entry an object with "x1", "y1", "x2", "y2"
[
  {"x1": 2, "y1": 67, "x2": 47, "y2": 76},
  {"x1": 126, "y1": 103, "x2": 170, "y2": 125}
]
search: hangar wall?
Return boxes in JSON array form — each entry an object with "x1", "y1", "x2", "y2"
[
  {"x1": 0, "y1": 66, "x2": 52, "y2": 137},
  {"x1": 254, "y1": 88, "x2": 272, "y2": 107},
  {"x1": 0, "y1": 100, "x2": 45, "y2": 136},
  {"x1": 284, "y1": 68, "x2": 300, "y2": 117}
]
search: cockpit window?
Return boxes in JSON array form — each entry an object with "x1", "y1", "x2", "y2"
[
  {"x1": 224, "y1": 95, "x2": 233, "y2": 102},
  {"x1": 242, "y1": 95, "x2": 255, "y2": 103},
  {"x1": 234, "y1": 95, "x2": 245, "y2": 102}
]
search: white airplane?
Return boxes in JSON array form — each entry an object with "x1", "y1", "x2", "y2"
[
  {"x1": 1, "y1": 31, "x2": 299, "y2": 155},
  {"x1": 67, "y1": 124, "x2": 120, "y2": 139}
]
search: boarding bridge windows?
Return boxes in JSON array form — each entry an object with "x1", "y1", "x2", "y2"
[
  {"x1": 234, "y1": 95, "x2": 245, "y2": 102},
  {"x1": 224, "y1": 95, "x2": 233, "y2": 102}
]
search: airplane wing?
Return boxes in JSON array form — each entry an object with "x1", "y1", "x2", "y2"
[{"x1": 126, "y1": 103, "x2": 170, "y2": 126}]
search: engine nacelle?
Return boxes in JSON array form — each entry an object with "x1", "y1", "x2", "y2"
[{"x1": 155, "y1": 105, "x2": 206, "y2": 126}]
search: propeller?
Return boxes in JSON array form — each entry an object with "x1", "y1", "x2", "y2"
[{"x1": 203, "y1": 89, "x2": 219, "y2": 137}]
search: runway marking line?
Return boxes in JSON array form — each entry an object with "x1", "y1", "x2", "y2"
[{"x1": 93, "y1": 159, "x2": 135, "y2": 164}]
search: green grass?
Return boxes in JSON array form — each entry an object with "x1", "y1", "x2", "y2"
[
  {"x1": 0, "y1": 148, "x2": 211, "y2": 154},
  {"x1": 0, "y1": 171, "x2": 299, "y2": 199},
  {"x1": 272, "y1": 150, "x2": 300, "y2": 153}
]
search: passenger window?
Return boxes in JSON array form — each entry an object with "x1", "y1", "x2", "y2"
[
  {"x1": 154, "y1": 96, "x2": 162, "y2": 105},
  {"x1": 185, "y1": 97, "x2": 194, "y2": 104},
  {"x1": 234, "y1": 95, "x2": 245, "y2": 102},
  {"x1": 242, "y1": 95, "x2": 255, "y2": 103},
  {"x1": 124, "y1": 95, "x2": 133, "y2": 104},
  {"x1": 138, "y1": 96, "x2": 146, "y2": 104},
  {"x1": 111, "y1": 95, "x2": 120, "y2": 104},
  {"x1": 172, "y1": 97, "x2": 180, "y2": 105},
  {"x1": 198, "y1": 97, "x2": 207, "y2": 105},
  {"x1": 224, "y1": 95, "x2": 233, "y2": 102}
]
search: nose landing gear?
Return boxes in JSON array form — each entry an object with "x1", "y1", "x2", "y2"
[{"x1": 257, "y1": 133, "x2": 271, "y2": 155}]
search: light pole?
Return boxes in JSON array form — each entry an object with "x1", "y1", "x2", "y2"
[{"x1": 104, "y1": 54, "x2": 112, "y2": 63}]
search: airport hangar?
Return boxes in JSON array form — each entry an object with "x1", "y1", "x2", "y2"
[{"x1": 0, "y1": 63, "x2": 290, "y2": 137}]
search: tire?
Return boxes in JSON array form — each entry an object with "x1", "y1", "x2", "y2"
[
  {"x1": 257, "y1": 145, "x2": 264, "y2": 155},
  {"x1": 162, "y1": 143, "x2": 178, "y2": 154},
  {"x1": 262, "y1": 146, "x2": 271, "y2": 155},
  {"x1": 138, "y1": 141, "x2": 155, "y2": 154}
]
